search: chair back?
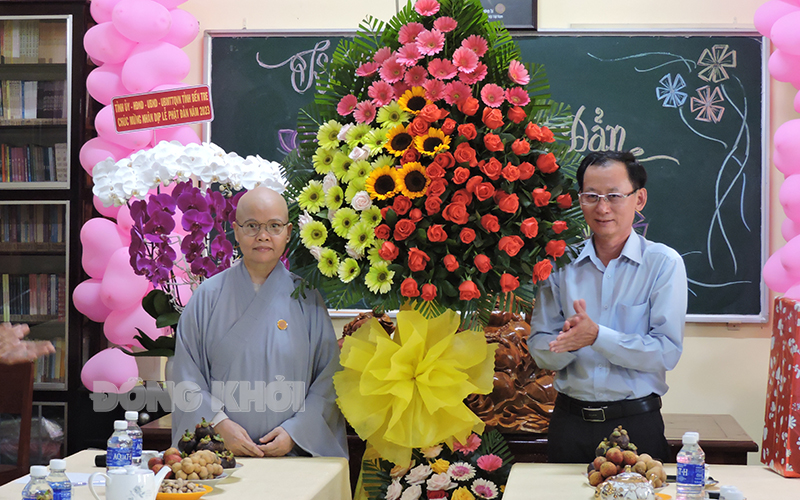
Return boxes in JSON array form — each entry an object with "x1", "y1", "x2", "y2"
[{"x1": 0, "y1": 361, "x2": 34, "y2": 485}]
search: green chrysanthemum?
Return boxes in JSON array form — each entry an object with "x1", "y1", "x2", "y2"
[
  {"x1": 318, "y1": 248, "x2": 340, "y2": 277},
  {"x1": 297, "y1": 181, "x2": 325, "y2": 213},
  {"x1": 362, "y1": 128, "x2": 388, "y2": 155},
  {"x1": 371, "y1": 154, "x2": 395, "y2": 170},
  {"x1": 344, "y1": 160, "x2": 372, "y2": 183},
  {"x1": 377, "y1": 101, "x2": 409, "y2": 130},
  {"x1": 367, "y1": 242, "x2": 387, "y2": 265},
  {"x1": 361, "y1": 206, "x2": 382, "y2": 227},
  {"x1": 300, "y1": 220, "x2": 328, "y2": 248},
  {"x1": 338, "y1": 258, "x2": 360, "y2": 283},
  {"x1": 345, "y1": 123, "x2": 372, "y2": 148},
  {"x1": 331, "y1": 151, "x2": 354, "y2": 181},
  {"x1": 312, "y1": 147, "x2": 335, "y2": 174},
  {"x1": 317, "y1": 120, "x2": 342, "y2": 150},
  {"x1": 348, "y1": 221, "x2": 375, "y2": 253},
  {"x1": 332, "y1": 207, "x2": 359, "y2": 238},
  {"x1": 325, "y1": 185, "x2": 344, "y2": 211},
  {"x1": 365, "y1": 261, "x2": 395, "y2": 294}
]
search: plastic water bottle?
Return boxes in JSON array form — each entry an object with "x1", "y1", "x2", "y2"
[
  {"x1": 125, "y1": 411, "x2": 143, "y2": 466},
  {"x1": 676, "y1": 431, "x2": 706, "y2": 499},
  {"x1": 47, "y1": 459, "x2": 71, "y2": 500},
  {"x1": 107, "y1": 420, "x2": 133, "y2": 471},
  {"x1": 22, "y1": 466, "x2": 53, "y2": 500}
]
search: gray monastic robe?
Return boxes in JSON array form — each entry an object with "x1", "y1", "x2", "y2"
[{"x1": 169, "y1": 260, "x2": 348, "y2": 458}]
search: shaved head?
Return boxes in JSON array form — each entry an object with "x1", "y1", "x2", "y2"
[
  {"x1": 236, "y1": 186, "x2": 288, "y2": 222},
  {"x1": 233, "y1": 186, "x2": 291, "y2": 283}
]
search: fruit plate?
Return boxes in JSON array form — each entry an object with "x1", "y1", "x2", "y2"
[
  {"x1": 222, "y1": 463, "x2": 243, "y2": 477},
  {"x1": 190, "y1": 473, "x2": 229, "y2": 486},
  {"x1": 157, "y1": 484, "x2": 213, "y2": 500}
]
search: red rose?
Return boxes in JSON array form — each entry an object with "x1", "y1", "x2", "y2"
[
  {"x1": 539, "y1": 126, "x2": 555, "y2": 142},
  {"x1": 379, "y1": 241, "x2": 399, "y2": 261},
  {"x1": 374, "y1": 224, "x2": 391, "y2": 240},
  {"x1": 460, "y1": 227, "x2": 476, "y2": 244},
  {"x1": 480, "y1": 157, "x2": 503, "y2": 180},
  {"x1": 525, "y1": 122, "x2": 555, "y2": 142},
  {"x1": 498, "y1": 192, "x2": 520, "y2": 214},
  {"x1": 532, "y1": 188, "x2": 551, "y2": 207},
  {"x1": 474, "y1": 182, "x2": 496, "y2": 201},
  {"x1": 401, "y1": 147, "x2": 420, "y2": 164},
  {"x1": 393, "y1": 195, "x2": 412, "y2": 215},
  {"x1": 442, "y1": 202, "x2": 469, "y2": 224},
  {"x1": 520, "y1": 217, "x2": 539, "y2": 238},
  {"x1": 545, "y1": 239, "x2": 567, "y2": 258},
  {"x1": 532, "y1": 259, "x2": 553, "y2": 282},
  {"x1": 481, "y1": 214, "x2": 500, "y2": 233},
  {"x1": 408, "y1": 116, "x2": 430, "y2": 136},
  {"x1": 552, "y1": 220, "x2": 568, "y2": 234},
  {"x1": 444, "y1": 254, "x2": 459, "y2": 272},
  {"x1": 484, "y1": 133, "x2": 504, "y2": 152},
  {"x1": 459, "y1": 280, "x2": 481, "y2": 300},
  {"x1": 498, "y1": 235, "x2": 525, "y2": 256},
  {"x1": 433, "y1": 151, "x2": 455, "y2": 169},
  {"x1": 393, "y1": 219, "x2": 416, "y2": 240},
  {"x1": 458, "y1": 96, "x2": 479, "y2": 116},
  {"x1": 452, "y1": 167, "x2": 471, "y2": 184},
  {"x1": 421, "y1": 283, "x2": 437, "y2": 301},
  {"x1": 408, "y1": 247, "x2": 430, "y2": 272},
  {"x1": 511, "y1": 139, "x2": 531, "y2": 156},
  {"x1": 426, "y1": 163, "x2": 446, "y2": 179},
  {"x1": 428, "y1": 178, "x2": 447, "y2": 198},
  {"x1": 454, "y1": 142, "x2": 478, "y2": 167},
  {"x1": 518, "y1": 161, "x2": 534, "y2": 180},
  {"x1": 536, "y1": 152, "x2": 559, "y2": 174},
  {"x1": 427, "y1": 224, "x2": 448, "y2": 242},
  {"x1": 482, "y1": 107, "x2": 504, "y2": 129},
  {"x1": 474, "y1": 254, "x2": 492, "y2": 273},
  {"x1": 441, "y1": 117, "x2": 457, "y2": 135},
  {"x1": 557, "y1": 193, "x2": 573, "y2": 209},
  {"x1": 400, "y1": 277, "x2": 420, "y2": 298},
  {"x1": 425, "y1": 196, "x2": 443, "y2": 215},
  {"x1": 502, "y1": 163, "x2": 520, "y2": 182},
  {"x1": 409, "y1": 208, "x2": 423, "y2": 222},
  {"x1": 451, "y1": 188, "x2": 473, "y2": 206},
  {"x1": 466, "y1": 176, "x2": 482, "y2": 194},
  {"x1": 458, "y1": 123, "x2": 477, "y2": 140},
  {"x1": 380, "y1": 206, "x2": 390, "y2": 218},
  {"x1": 500, "y1": 273, "x2": 520, "y2": 292},
  {"x1": 508, "y1": 106, "x2": 527, "y2": 124},
  {"x1": 419, "y1": 104, "x2": 441, "y2": 123}
]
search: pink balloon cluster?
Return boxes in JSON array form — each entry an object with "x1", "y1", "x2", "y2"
[
  {"x1": 758, "y1": 0, "x2": 800, "y2": 300},
  {"x1": 77, "y1": 0, "x2": 200, "y2": 392}
]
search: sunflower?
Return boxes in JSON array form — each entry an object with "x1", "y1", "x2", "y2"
[
  {"x1": 385, "y1": 125, "x2": 415, "y2": 157},
  {"x1": 414, "y1": 128, "x2": 451, "y2": 157},
  {"x1": 365, "y1": 261, "x2": 395, "y2": 294},
  {"x1": 318, "y1": 248, "x2": 340, "y2": 277},
  {"x1": 312, "y1": 147, "x2": 335, "y2": 174},
  {"x1": 344, "y1": 159, "x2": 372, "y2": 183},
  {"x1": 297, "y1": 181, "x2": 325, "y2": 213},
  {"x1": 397, "y1": 86, "x2": 431, "y2": 115},
  {"x1": 338, "y1": 258, "x2": 360, "y2": 283},
  {"x1": 377, "y1": 101, "x2": 409, "y2": 129},
  {"x1": 325, "y1": 185, "x2": 344, "y2": 211},
  {"x1": 345, "y1": 123, "x2": 372, "y2": 148},
  {"x1": 332, "y1": 207, "x2": 359, "y2": 238},
  {"x1": 366, "y1": 166, "x2": 399, "y2": 200},
  {"x1": 300, "y1": 220, "x2": 328, "y2": 247},
  {"x1": 316, "y1": 120, "x2": 342, "y2": 150},
  {"x1": 361, "y1": 206, "x2": 382, "y2": 227},
  {"x1": 397, "y1": 162, "x2": 430, "y2": 199},
  {"x1": 348, "y1": 221, "x2": 375, "y2": 253},
  {"x1": 331, "y1": 151, "x2": 354, "y2": 180}
]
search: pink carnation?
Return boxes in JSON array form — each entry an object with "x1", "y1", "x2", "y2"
[
  {"x1": 480, "y1": 83, "x2": 505, "y2": 108},
  {"x1": 453, "y1": 433, "x2": 481, "y2": 454},
  {"x1": 353, "y1": 100, "x2": 376, "y2": 124},
  {"x1": 336, "y1": 94, "x2": 358, "y2": 116},
  {"x1": 428, "y1": 58, "x2": 458, "y2": 80},
  {"x1": 398, "y1": 22, "x2": 425, "y2": 45},
  {"x1": 416, "y1": 29, "x2": 445, "y2": 56},
  {"x1": 433, "y1": 16, "x2": 457, "y2": 33},
  {"x1": 505, "y1": 87, "x2": 530, "y2": 106},
  {"x1": 368, "y1": 81, "x2": 395, "y2": 107},
  {"x1": 508, "y1": 60, "x2": 530, "y2": 85},
  {"x1": 459, "y1": 62, "x2": 487, "y2": 85},
  {"x1": 393, "y1": 81, "x2": 410, "y2": 98},
  {"x1": 404, "y1": 65, "x2": 429, "y2": 87},
  {"x1": 414, "y1": 0, "x2": 440, "y2": 16},
  {"x1": 424, "y1": 79, "x2": 447, "y2": 101},
  {"x1": 356, "y1": 61, "x2": 380, "y2": 77},
  {"x1": 476, "y1": 454, "x2": 503, "y2": 472},
  {"x1": 452, "y1": 46, "x2": 479, "y2": 73},
  {"x1": 462, "y1": 35, "x2": 488, "y2": 57},
  {"x1": 380, "y1": 56, "x2": 406, "y2": 83},
  {"x1": 373, "y1": 47, "x2": 393, "y2": 64},
  {"x1": 443, "y1": 81, "x2": 471, "y2": 105},
  {"x1": 396, "y1": 43, "x2": 423, "y2": 67}
]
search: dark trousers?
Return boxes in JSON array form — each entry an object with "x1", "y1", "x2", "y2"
[{"x1": 547, "y1": 397, "x2": 670, "y2": 464}]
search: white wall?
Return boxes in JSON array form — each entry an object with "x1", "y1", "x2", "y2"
[{"x1": 175, "y1": 0, "x2": 798, "y2": 465}]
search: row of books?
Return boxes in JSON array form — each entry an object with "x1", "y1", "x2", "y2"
[
  {"x1": 34, "y1": 336, "x2": 67, "y2": 384},
  {"x1": 0, "y1": 19, "x2": 66, "y2": 65},
  {"x1": 1, "y1": 273, "x2": 66, "y2": 319},
  {"x1": 1, "y1": 80, "x2": 67, "y2": 120},
  {"x1": 0, "y1": 143, "x2": 68, "y2": 183},
  {"x1": 0, "y1": 204, "x2": 66, "y2": 243}
]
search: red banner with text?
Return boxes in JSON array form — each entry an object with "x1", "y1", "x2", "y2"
[{"x1": 112, "y1": 85, "x2": 213, "y2": 132}]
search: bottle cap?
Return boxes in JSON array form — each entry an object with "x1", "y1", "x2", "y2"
[
  {"x1": 682, "y1": 431, "x2": 699, "y2": 444},
  {"x1": 720, "y1": 485, "x2": 744, "y2": 500},
  {"x1": 114, "y1": 420, "x2": 128, "y2": 430},
  {"x1": 125, "y1": 411, "x2": 139, "y2": 422},
  {"x1": 49, "y1": 459, "x2": 67, "y2": 470},
  {"x1": 30, "y1": 465, "x2": 49, "y2": 477}
]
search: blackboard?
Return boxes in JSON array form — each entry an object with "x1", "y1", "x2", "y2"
[{"x1": 203, "y1": 31, "x2": 768, "y2": 322}]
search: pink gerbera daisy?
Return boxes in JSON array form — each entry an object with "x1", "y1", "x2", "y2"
[
  {"x1": 393, "y1": 81, "x2": 410, "y2": 98},
  {"x1": 452, "y1": 46, "x2": 479, "y2": 74},
  {"x1": 459, "y1": 62, "x2": 487, "y2": 85},
  {"x1": 404, "y1": 65, "x2": 429, "y2": 87},
  {"x1": 336, "y1": 94, "x2": 358, "y2": 116},
  {"x1": 462, "y1": 35, "x2": 488, "y2": 57},
  {"x1": 396, "y1": 43, "x2": 423, "y2": 67},
  {"x1": 373, "y1": 47, "x2": 393, "y2": 64},
  {"x1": 447, "y1": 462, "x2": 476, "y2": 481},
  {"x1": 353, "y1": 100, "x2": 376, "y2": 124},
  {"x1": 398, "y1": 22, "x2": 425, "y2": 45},
  {"x1": 414, "y1": 0, "x2": 440, "y2": 16},
  {"x1": 424, "y1": 79, "x2": 447, "y2": 101},
  {"x1": 471, "y1": 478, "x2": 498, "y2": 500},
  {"x1": 508, "y1": 60, "x2": 530, "y2": 85},
  {"x1": 480, "y1": 83, "x2": 505, "y2": 107},
  {"x1": 428, "y1": 58, "x2": 458, "y2": 80},
  {"x1": 416, "y1": 29, "x2": 445, "y2": 56},
  {"x1": 443, "y1": 81, "x2": 472, "y2": 105},
  {"x1": 476, "y1": 454, "x2": 503, "y2": 472},
  {"x1": 505, "y1": 87, "x2": 530, "y2": 107},
  {"x1": 356, "y1": 61, "x2": 380, "y2": 77},
  {"x1": 453, "y1": 433, "x2": 481, "y2": 454},
  {"x1": 434, "y1": 16, "x2": 457, "y2": 33},
  {"x1": 380, "y1": 56, "x2": 406, "y2": 83},
  {"x1": 368, "y1": 81, "x2": 395, "y2": 107}
]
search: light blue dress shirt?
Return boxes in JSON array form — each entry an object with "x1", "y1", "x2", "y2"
[{"x1": 528, "y1": 232, "x2": 688, "y2": 402}]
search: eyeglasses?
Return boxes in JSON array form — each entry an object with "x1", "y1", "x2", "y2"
[
  {"x1": 578, "y1": 190, "x2": 638, "y2": 206},
  {"x1": 236, "y1": 219, "x2": 289, "y2": 237}
]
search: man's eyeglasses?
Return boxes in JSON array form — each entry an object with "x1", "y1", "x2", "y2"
[
  {"x1": 236, "y1": 219, "x2": 289, "y2": 237},
  {"x1": 578, "y1": 190, "x2": 638, "y2": 206}
]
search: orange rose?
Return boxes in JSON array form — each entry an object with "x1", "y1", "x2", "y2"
[
  {"x1": 408, "y1": 116, "x2": 430, "y2": 136},
  {"x1": 419, "y1": 104, "x2": 441, "y2": 123},
  {"x1": 393, "y1": 195, "x2": 412, "y2": 215},
  {"x1": 520, "y1": 217, "x2": 539, "y2": 238},
  {"x1": 442, "y1": 202, "x2": 469, "y2": 225},
  {"x1": 460, "y1": 227, "x2": 476, "y2": 244},
  {"x1": 425, "y1": 196, "x2": 443, "y2": 215},
  {"x1": 532, "y1": 188, "x2": 551, "y2": 207},
  {"x1": 508, "y1": 106, "x2": 527, "y2": 124},
  {"x1": 536, "y1": 152, "x2": 559, "y2": 174},
  {"x1": 500, "y1": 273, "x2": 520, "y2": 292},
  {"x1": 518, "y1": 161, "x2": 534, "y2": 180},
  {"x1": 532, "y1": 259, "x2": 553, "y2": 282},
  {"x1": 454, "y1": 142, "x2": 478, "y2": 167},
  {"x1": 428, "y1": 178, "x2": 448, "y2": 198},
  {"x1": 466, "y1": 176, "x2": 482, "y2": 194},
  {"x1": 483, "y1": 133, "x2": 504, "y2": 152},
  {"x1": 409, "y1": 208, "x2": 423, "y2": 222},
  {"x1": 511, "y1": 139, "x2": 530, "y2": 156},
  {"x1": 458, "y1": 123, "x2": 477, "y2": 140},
  {"x1": 552, "y1": 220, "x2": 567, "y2": 234},
  {"x1": 458, "y1": 96, "x2": 479, "y2": 116},
  {"x1": 498, "y1": 235, "x2": 525, "y2": 256},
  {"x1": 545, "y1": 239, "x2": 567, "y2": 258},
  {"x1": 459, "y1": 280, "x2": 481, "y2": 300},
  {"x1": 374, "y1": 224, "x2": 391, "y2": 240},
  {"x1": 451, "y1": 188, "x2": 473, "y2": 206},
  {"x1": 556, "y1": 193, "x2": 573, "y2": 209},
  {"x1": 379, "y1": 241, "x2": 399, "y2": 261},
  {"x1": 525, "y1": 122, "x2": 552, "y2": 142},
  {"x1": 502, "y1": 164, "x2": 520, "y2": 182},
  {"x1": 480, "y1": 214, "x2": 500, "y2": 233},
  {"x1": 539, "y1": 126, "x2": 555, "y2": 142},
  {"x1": 393, "y1": 219, "x2": 416, "y2": 240},
  {"x1": 401, "y1": 147, "x2": 420, "y2": 164},
  {"x1": 426, "y1": 163, "x2": 446, "y2": 179},
  {"x1": 452, "y1": 167, "x2": 471, "y2": 184},
  {"x1": 474, "y1": 254, "x2": 492, "y2": 273},
  {"x1": 408, "y1": 247, "x2": 430, "y2": 272},
  {"x1": 441, "y1": 118, "x2": 457, "y2": 135},
  {"x1": 474, "y1": 182, "x2": 496, "y2": 201},
  {"x1": 400, "y1": 277, "x2": 420, "y2": 298},
  {"x1": 482, "y1": 107, "x2": 504, "y2": 129},
  {"x1": 480, "y1": 157, "x2": 503, "y2": 180},
  {"x1": 444, "y1": 254, "x2": 459, "y2": 272},
  {"x1": 421, "y1": 283, "x2": 437, "y2": 301},
  {"x1": 433, "y1": 151, "x2": 455, "y2": 169},
  {"x1": 497, "y1": 192, "x2": 519, "y2": 214}
]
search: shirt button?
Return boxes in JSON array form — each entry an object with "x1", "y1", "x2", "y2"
[{"x1": 604, "y1": 305, "x2": 609, "y2": 310}]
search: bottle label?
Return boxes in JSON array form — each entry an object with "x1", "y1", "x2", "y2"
[
  {"x1": 107, "y1": 446, "x2": 132, "y2": 467},
  {"x1": 677, "y1": 463, "x2": 705, "y2": 485},
  {"x1": 132, "y1": 437, "x2": 142, "y2": 458},
  {"x1": 51, "y1": 482, "x2": 72, "y2": 500}
]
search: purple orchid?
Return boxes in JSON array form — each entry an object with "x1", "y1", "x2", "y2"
[
  {"x1": 143, "y1": 210, "x2": 176, "y2": 243},
  {"x1": 181, "y1": 209, "x2": 214, "y2": 234}
]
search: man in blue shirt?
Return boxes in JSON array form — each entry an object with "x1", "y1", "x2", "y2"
[{"x1": 528, "y1": 151, "x2": 687, "y2": 463}]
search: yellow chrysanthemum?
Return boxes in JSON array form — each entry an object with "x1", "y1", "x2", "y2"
[
  {"x1": 396, "y1": 162, "x2": 430, "y2": 199},
  {"x1": 365, "y1": 166, "x2": 399, "y2": 200},
  {"x1": 333, "y1": 309, "x2": 498, "y2": 467},
  {"x1": 384, "y1": 125, "x2": 414, "y2": 157},
  {"x1": 397, "y1": 86, "x2": 431, "y2": 115},
  {"x1": 414, "y1": 128, "x2": 451, "y2": 157}
]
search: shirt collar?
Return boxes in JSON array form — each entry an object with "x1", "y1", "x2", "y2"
[{"x1": 575, "y1": 232, "x2": 643, "y2": 266}]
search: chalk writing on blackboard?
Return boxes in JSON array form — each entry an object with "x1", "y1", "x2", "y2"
[{"x1": 256, "y1": 40, "x2": 332, "y2": 94}]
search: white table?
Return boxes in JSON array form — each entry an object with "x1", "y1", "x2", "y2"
[{"x1": 0, "y1": 450, "x2": 352, "y2": 500}]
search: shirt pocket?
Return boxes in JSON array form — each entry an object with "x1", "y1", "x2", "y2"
[{"x1": 614, "y1": 302, "x2": 649, "y2": 334}]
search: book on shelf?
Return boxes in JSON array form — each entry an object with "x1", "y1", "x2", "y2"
[
  {"x1": 1, "y1": 79, "x2": 66, "y2": 120},
  {"x1": 0, "y1": 272, "x2": 65, "y2": 317},
  {"x1": 1, "y1": 274, "x2": 9, "y2": 323},
  {"x1": 0, "y1": 143, "x2": 67, "y2": 183},
  {"x1": 1, "y1": 19, "x2": 58, "y2": 65}
]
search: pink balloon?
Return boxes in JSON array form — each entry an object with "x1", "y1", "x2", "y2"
[
  {"x1": 116, "y1": 205, "x2": 134, "y2": 246},
  {"x1": 104, "y1": 304, "x2": 165, "y2": 347},
  {"x1": 90, "y1": 0, "x2": 123, "y2": 23},
  {"x1": 73, "y1": 278, "x2": 115, "y2": 323},
  {"x1": 83, "y1": 22, "x2": 137, "y2": 65},
  {"x1": 780, "y1": 234, "x2": 800, "y2": 279},
  {"x1": 153, "y1": 0, "x2": 187, "y2": 8},
  {"x1": 795, "y1": 88, "x2": 800, "y2": 113},
  {"x1": 782, "y1": 217, "x2": 800, "y2": 241},
  {"x1": 100, "y1": 247, "x2": 150, "y2": 311},
  {"x1": 81, "y1": 347, "x2": 140, "y2": 393},
  {"x1": 81, "y1": 217, "x2": 125, "y2": 279},
  {"x1": 774, "y1": 119, "x2": 800, "y2": 167},
  {"x1": 161, "y1": 9, "x2": 199, "y2": 48},
  {"x1": 786, "y1": 281, "x2": 800, "y2": 300},
  {"x1": 93, "y1": 195, "x2": 122, "y2": 219},
  {"x1": 121, "y1": 42, "x2": 190, "y2": 94},
  {"x1": 768, "y1": 49, "x2": 800, "y2": 85},
  {"x1": 86, "y1": 63, "x2": 131, "y2": 105},
  {"x1": 95, "y1": 104, "x2": 154, "y2": 150},
  {"x1": 79, "y1": 136, "x2": 132, "y2": 175},
  {"x1": 154, "y1": 125, "x2": 201, "y2": 146},
  {"x1": 764, "y1": 249, "x2": 798, "y2": 293},
  {"x1": 755, "y1": 0, "x2": 800, "y2": 37},
  {"x1": 779, "y1": 174, "x2": 800, "y2": 222},
  {"x1": 112, "y1": 0, "x2": 172, "y2": 43},
  {"x1": 771, "y1": 11, "x2": 800, "y2": 55}
]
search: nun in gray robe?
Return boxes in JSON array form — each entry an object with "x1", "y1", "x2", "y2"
[{"x1": 170, "y1": 259, "x2": 348, "y2": 458}]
